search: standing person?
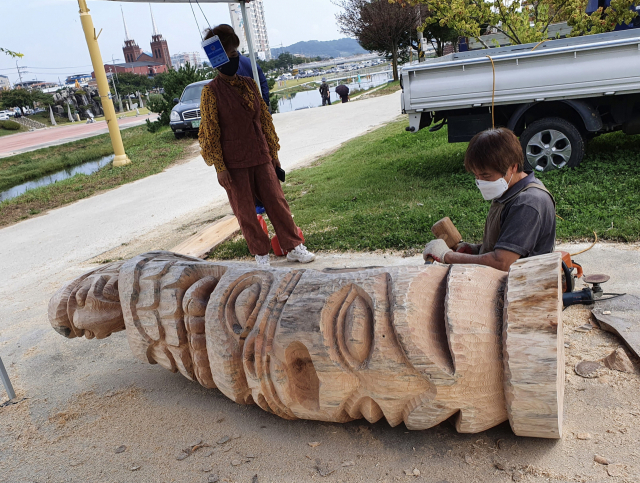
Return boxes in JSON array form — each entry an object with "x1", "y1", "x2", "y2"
[
  {"x1": 237, "y1": 54, "x2": 270, "y2": 107},
  {"x1": 198, "y1": 24, "x2": 316, "y2": 267},
  {"x1": 319, "y1": 78, "x2": 330, "y2": 106},
  {"x1": 423, "y1": 128, "x2": 556, "y2": 272},
  {"x1": 335, "y1": 83, "x2": 350, "y2": 103}
]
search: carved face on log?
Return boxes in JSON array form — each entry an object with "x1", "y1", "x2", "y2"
[
  {"x1": 48, "y1": 262, "x2": 125, "y2": 339},
  {"x1": 48, "y1": 251, "x2": 564, "y2": 438}
]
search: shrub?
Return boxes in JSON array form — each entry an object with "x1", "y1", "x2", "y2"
[{"x1": 0, "y1": 120, "x2": 21, "y2": 130}]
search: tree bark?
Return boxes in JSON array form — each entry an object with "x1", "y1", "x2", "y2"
[{"x1": 391, "y1": 41, "x2": 399, "y2": 81}]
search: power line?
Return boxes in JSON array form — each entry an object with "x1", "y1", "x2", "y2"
[{"x1": 0, "y1": 64, "x2": 94, "y2": 71}]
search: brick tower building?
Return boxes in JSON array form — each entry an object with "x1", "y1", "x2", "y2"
[
  {"x1": 149, "y1": 5, "x2": 172, "y2": 70},
  {"x1": 121, "y1": 7, "x2": 142, "y2": 63}
]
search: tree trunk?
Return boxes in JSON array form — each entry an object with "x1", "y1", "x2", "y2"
[
  {"x1": 391, "y1": 41, "x2": 399, "y2": 81},
  {"x1": 49, "y1": 251, "x2": 565, "y2": 438}
]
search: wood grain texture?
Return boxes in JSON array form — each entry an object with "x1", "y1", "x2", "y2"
[
  {"x1": 49, "y1": 251, "x2": 564, "y2": 438},
  {"x1": 171, "y1": 215, "x2": 240, "y2": 258},
  {"x1": 503, "y1": 252, "x2": 564, "y2": 439}
]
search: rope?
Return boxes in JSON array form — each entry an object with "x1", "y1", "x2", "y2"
[
  {"x1": 188, "y1": 0, "x2": 203, "y2": 40},
  {"x1": 195, "y1": 0, "x2": 212, "y2": 29},
  {"x1": 531, "y1": 39, "x2": 551, "y2": 51},
  {"x1": 486, "y1": 55, "x2": 495, "y2": 128},
  {"x1": 483, "y1": 38, "x2": 551, "y2": 129},
  {"x1": 570, "y1": 231, "x2": 598, "y2": 256}
]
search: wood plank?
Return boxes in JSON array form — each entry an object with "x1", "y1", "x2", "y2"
[
  {"x1": 171, "y1": 215, "x2": 240, "y2": 259},
  {"x1": 592, "y1": 294, "x2": 640, "y2": 359}
]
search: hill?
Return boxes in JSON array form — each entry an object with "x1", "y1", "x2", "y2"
[{"x1": 270, "y1": 38, "x2": 368, "y2": 59}]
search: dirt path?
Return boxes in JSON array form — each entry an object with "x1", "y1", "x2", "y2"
[{"x1": 1, "y1": 238, "x2": 639, "y2": 482}]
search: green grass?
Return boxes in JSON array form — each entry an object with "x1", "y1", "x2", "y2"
[
  {"x1": 210, "y1": 121, "x2": 640, "y2": 259},
  {"x1": 0, "y1": 125, "x2": 195, "y2": 226},
  {"x1": 0, "y1": 125, "x2": 28, "y2": 137},
  {"x1": 0, "y1": 131, "x2": 119, "y2": 192}
]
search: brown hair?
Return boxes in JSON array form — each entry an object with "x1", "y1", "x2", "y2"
[
  {"x1": 464, "y1": 128, "x2": 524, "y2": 175},
  {"x1": 203, "y1": 24, "x2": 240, "y2": 51}
]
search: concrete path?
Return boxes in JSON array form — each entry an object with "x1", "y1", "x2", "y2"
[
  {"x1": 0, "y1": 113, "x2": 155, "y2": 158},
  {"x1": 0, "y1": 91, "x2": 402, "y2": 298}
]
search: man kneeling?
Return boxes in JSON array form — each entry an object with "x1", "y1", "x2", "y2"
[{"x1": 423, "y1": 128, "x2": 556, "y2": 272}]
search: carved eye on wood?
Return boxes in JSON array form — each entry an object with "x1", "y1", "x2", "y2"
[
  {"x1": 334, "y1": 285, "x2": 374, "y2": 370},
  {"x1": 220, "y1": 273, "x2": 271, "y2": 341}
]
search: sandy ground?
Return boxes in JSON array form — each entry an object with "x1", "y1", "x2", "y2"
[
  {"x1": 1, "y1": 90, "x2": 639, "y2": 482},
  {"x1": 1, "y1": 219, "x2": 639, "y2": 482}
]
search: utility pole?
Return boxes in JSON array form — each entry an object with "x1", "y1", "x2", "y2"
[
  {"x1": 77, "y1": 0, "x2": 130, "y2": 166},
  {"x1": 15, "y1": 61, "x2": 24, "y2": 85}
]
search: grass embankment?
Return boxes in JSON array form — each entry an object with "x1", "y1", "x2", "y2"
[
  {"x1": 0, "y1": 125, "x2": 28, "y2": 137},
  {"x1": 0, "y1": 125, "x2": 194, "y2": 226},
  {"x1": 210, "y1": 121, "x2": 640, "y2": 259}
]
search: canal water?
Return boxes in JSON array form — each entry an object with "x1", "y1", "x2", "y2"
[
  {"x1": 277, "y1": 72, "x2": 393, "y2": 113},
  {"x1": 0, "y1": 154, "x2": 115, "y2": 203}
]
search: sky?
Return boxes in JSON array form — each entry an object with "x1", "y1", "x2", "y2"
[{"x1": 0, "y1": 0, "x2": 345, "y2": 85}]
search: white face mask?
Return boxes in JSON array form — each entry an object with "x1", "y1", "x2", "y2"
[{"x1": 475, "y1": 173, "x2": 514, "y2": 201}]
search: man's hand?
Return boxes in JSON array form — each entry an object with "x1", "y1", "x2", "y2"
[
  {"x1": 456, "y1": 242, "x2": 481, "y2": 255},
  {"x1": 217, "y1": 170, "x2": 232, "y2": 190},
  {"x1": 423, "y1": 239, "x2": 453, "y2": 263}
]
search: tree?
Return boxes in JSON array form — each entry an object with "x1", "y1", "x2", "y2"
[
  {"x1": 113, "y1": 72, "x2": 153, "y2": 97},
  {"x1": 257, "y1": 53, "x2": 323, "y2": 74},
  {"x1": 395, "y1": 0, "x2": 639, "y2": 48},
  {"x1": 335, "y1": 0, "x2": 420, "y2": 80},
  {"x1": 1, "y1": 48, "x2": 23, "y2": 58},
  {"x1": 567, "y1": 0, "x2": 640, "y2": 36},
  {"x1": 0, "y1": 89, "x2": 34, "y2": 111},
  {"x1": 146, "y1": 62, "x2": 214, "y2": 129}
]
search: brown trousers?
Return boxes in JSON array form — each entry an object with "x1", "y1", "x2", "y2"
[{"x1": 225, "y1": 162, "x2": 303, "y2": 256}]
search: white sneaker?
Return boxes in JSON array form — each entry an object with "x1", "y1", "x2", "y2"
[
  {"x1": 286, "y1": 244, "x2": 316, "y2": 264},
  {"x1": 255, "y1": 254, "x2": 270, "y2": 267}
]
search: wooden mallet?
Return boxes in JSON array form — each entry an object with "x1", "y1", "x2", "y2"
[{"x1": 425, "y1": 217, "x2": 463, "y2": 263}]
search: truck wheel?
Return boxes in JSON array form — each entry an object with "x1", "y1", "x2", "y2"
[{"x1": 520, "y1": 117, "x2": 585, "y2": 172}]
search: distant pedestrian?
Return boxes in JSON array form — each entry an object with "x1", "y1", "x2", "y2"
[
  {"x1": 319, "y1": 78, "x2": 330, "y2": 106},
  {"x1": 335, "y1": 83, "x2": 350, "y2": 103}
]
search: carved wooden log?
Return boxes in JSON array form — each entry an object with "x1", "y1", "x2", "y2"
[{"x1": 48, "y1": 251, "x2": 564, "y2": 438}]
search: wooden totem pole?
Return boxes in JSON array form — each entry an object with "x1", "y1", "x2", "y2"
[{"x1": 49, "y1": 251, "x2": 564, "y2": 438}]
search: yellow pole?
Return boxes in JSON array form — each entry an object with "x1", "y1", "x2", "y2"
[{"x1": 78, "y1": 0, "x2": 131, "y2": 167}]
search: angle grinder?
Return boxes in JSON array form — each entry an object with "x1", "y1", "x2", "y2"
[{"x1": 562, "y1": 273, "x2": 625, "y2": 307}]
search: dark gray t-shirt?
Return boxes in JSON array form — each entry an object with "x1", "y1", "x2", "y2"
[{"x1": 494, "y1": 172, "x2": 556, "y2": 258}]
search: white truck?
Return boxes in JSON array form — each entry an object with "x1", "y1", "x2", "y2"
[{"x1": 400, "y1": 29, "x2": 640, "y2": 171}]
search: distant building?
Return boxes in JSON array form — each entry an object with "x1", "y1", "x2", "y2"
[
  {"x1": 118, "y1": 5, "x2": 172, "y2": 76},
  {"x1": 66, "y1": 74, "x2": 93, "y2": 85},
  {"x1": 170, "y1": 52, "x2": 202, "y2": 69},
  {"x1": 98, "y1": 61, "x2": 167, "y2": 78},
  {"x1": 149, "y1": 5, "x2": 172, "y2": 69},
  {"x1": 14, "y1": 80, "x2": 58, "y2": 91},
  {"x1": 229, "y1": 1, "x2": 271, "y2": 61},
  {"x1": 0, "y1": 75, "x2": 10, "y2": 90}
]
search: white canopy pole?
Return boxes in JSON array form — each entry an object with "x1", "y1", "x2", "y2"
[{"x1": 239, "y1": 0, "x2": 262, "y2": 97}]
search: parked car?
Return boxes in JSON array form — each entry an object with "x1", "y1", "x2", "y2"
[
  {"x1": 0, "y1": 111, "x2": 10, "y2": 121},
  {"x1": 169, "y1": 79, "x2": 210, "y2": 139}
]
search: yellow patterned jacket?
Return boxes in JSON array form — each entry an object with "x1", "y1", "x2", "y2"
[{"x1": 199, "y1": 75, "x2": 279, "y2": 173}]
